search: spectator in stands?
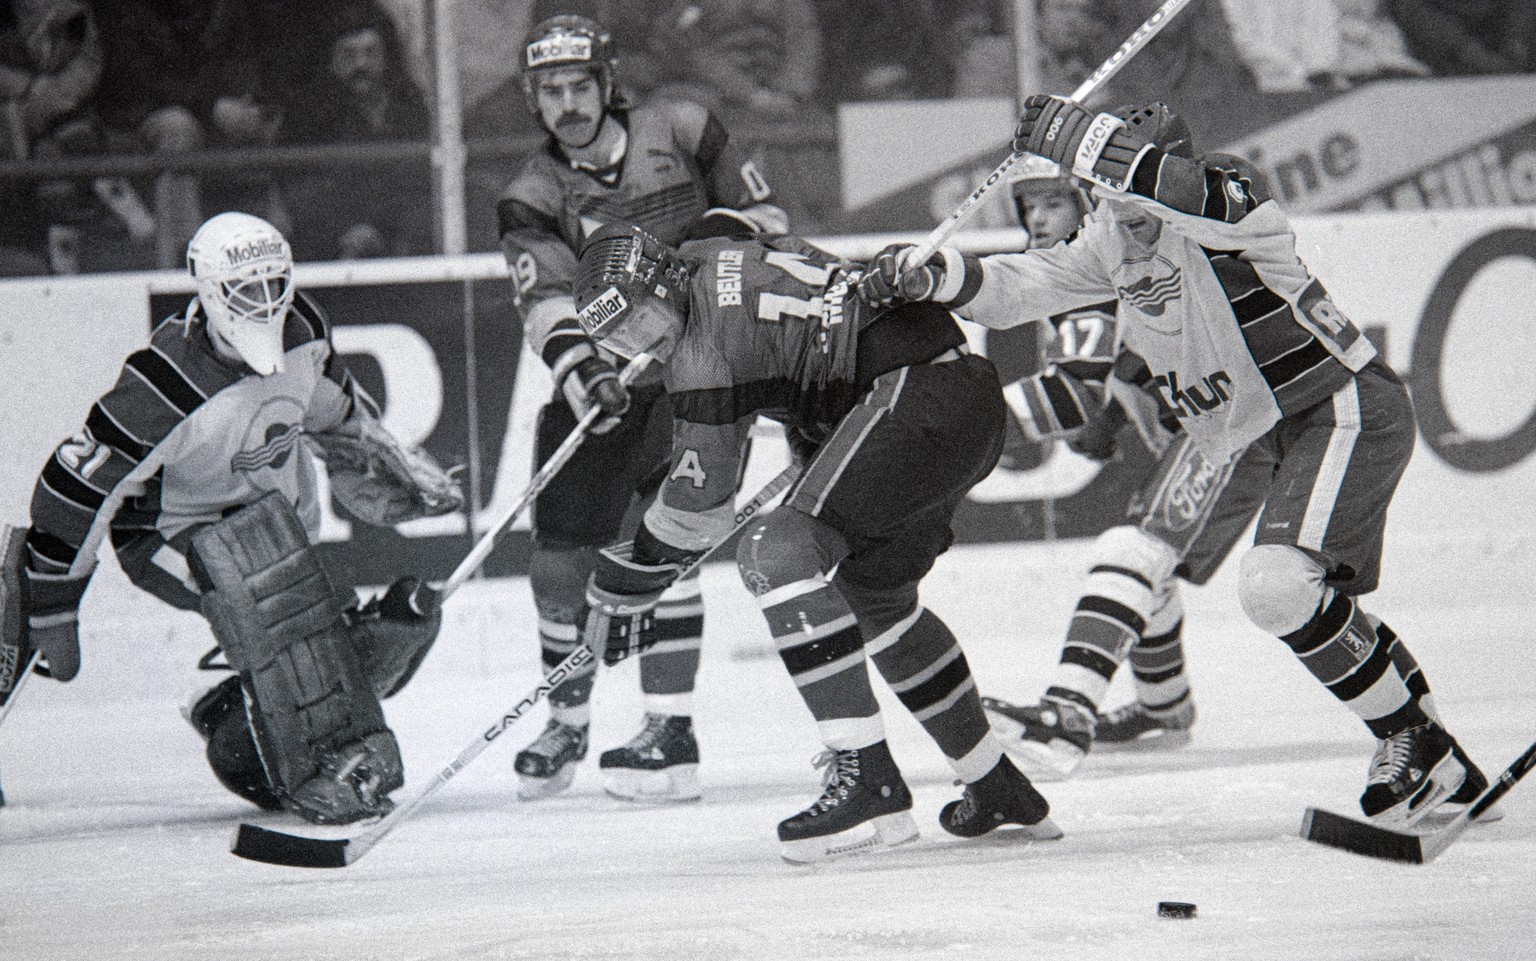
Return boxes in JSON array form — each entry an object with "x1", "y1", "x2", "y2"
[
  {"x1": 1224, "y1": 0, "x2": 1428, "y2": 92},
  {"x1": 1385, "y1": 0, "x2": 1535, "y2": 75},
  {"x1": 91, "y1": 0, "x2": 290, "y2": 268},
  {"x1": 0, "y1": 0, "x2": 143, "y2": 274},
  {"x1": 949, "y1": 0, "x2": 1019, "y2": 100},
  {"x1": 814, "y1": 0, "x2": 953, "y2": 103},
  {"x1": 1035, "y1": 0, "x2": 1270, "y2": 142},
  {"x1": 280, "y1": 3, "x2": 432, "y2": 261},
  {"x1": 641, "y1": 0, "x2": 824, "y2": 129}
]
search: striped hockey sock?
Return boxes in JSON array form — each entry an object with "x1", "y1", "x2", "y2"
[
  {"x1": 1280, "y1": 591, "x2": 1431, "y2": 738},
  {"x1": 758, "y1": 576, "x2": 883, "y2": 750}
]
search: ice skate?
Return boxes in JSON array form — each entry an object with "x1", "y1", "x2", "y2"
[
  {"x1": 514, "y1": 719, "x2": 589, "y2": 800},
  {"x1": 777, "y1": 740, "x2": 919, "y2": 864},
  {"x1": 982, "y1": 695, "x2": 1095, "y2": 781},
  {"x1": 599, "y1": 713, "x2": 701, "y2": 802},
  {"x1": 1359, "y1": 721, "x2": 1466, "y2": 827},
  {"x1": 1094, "y1": 698, "x2": 1196, "y2": 752},
  {"x1": 182, "y1": 674, "x2": 243, "y2": 742},
  {"x1": 940, "y1": 754, "x2": 1063, "y2": 841}
]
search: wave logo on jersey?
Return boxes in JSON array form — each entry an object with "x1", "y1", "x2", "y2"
[
  {"x1": 232, "y1": 420, "x2": 304, "y2": 474},
  {"x1": 1117, "y1": 258, "x2": 1182, "y2": 317}
]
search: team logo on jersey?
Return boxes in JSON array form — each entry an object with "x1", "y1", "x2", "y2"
[
  {"x1": 1159, "y1": 447, "x2": 1224, "y2": 532},
  {"x1": 1153, "y1": 369, "x2": 1233, "y2": 420},
  {"x1": 232, "y1": 421, "x2": 303, "y2": 474},
  {"x1": 1117, "y1": 257, "x2": 1183, "y2": 317}
]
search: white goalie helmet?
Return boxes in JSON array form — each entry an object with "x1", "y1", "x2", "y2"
[{"x1": 187, "y1": 212, "x2": 295, "y2": 376}]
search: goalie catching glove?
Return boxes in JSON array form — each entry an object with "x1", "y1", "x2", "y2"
[
  {"x1": 1012, "y1": 95, "x2": 1154, "y2": 193},
  {"x1": 579, "y1": 528, "x2": 701, "y2": 666},
  {"x1": 311, "y1": 414, "x2": 464, "y2": 526}
]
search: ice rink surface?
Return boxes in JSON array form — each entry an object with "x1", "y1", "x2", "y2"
[{"x1": 2, "y1": 527, "x2": 1534, "y2": 961}]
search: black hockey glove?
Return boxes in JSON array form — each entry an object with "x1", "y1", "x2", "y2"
[
  {"x1": 546, "y1": 329, "x2": 629, "y2": 435},
  {"x1": 1012, "y1": 94, "x2": 1154, "y2": 192},
  {"x1": 855, "y1": 244, "x2": 970, "y2": 308},
  {"x1": 1065, "y1": 398, "x2": 1128, "y2": 462},
  {"x1": 20, "y1": 565, "x2": 88, "y2": 682},
  {"x1": 579, "y1": 530, "x2": 699, "y2": 666}
]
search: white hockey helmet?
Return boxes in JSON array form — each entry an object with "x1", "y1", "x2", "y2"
[{"x1": 187, "y1": 212, "x2": 294, "y2": 376}]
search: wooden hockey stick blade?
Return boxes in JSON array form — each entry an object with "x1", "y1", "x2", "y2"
[
  {"x1": 1300, "y1": 738, "x2": 1536, "y2": 863},
  {"x1": 232, "y1": 822, "x2": 353, "y2": 868}
]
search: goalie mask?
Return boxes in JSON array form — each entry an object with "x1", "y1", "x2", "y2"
[
  {"x1": 520, "y1": 14, "x2": 620, "y2": 116},
  {"x1": 574, "y1": 223, "x2": 691, "y2": 362},
  {"x1": 1009, "y1": 156, "x2": 1094, "y2": 249},
  {"x1": 187, "y1": 212, "x2": 294, "y2": 376}
]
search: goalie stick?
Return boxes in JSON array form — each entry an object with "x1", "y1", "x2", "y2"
[
  {"x1": 903, "y1": 0, "x2": 1196, "y2": 267},
  {"x1": 231, "y1": 459, "x2": 803, "y2": 867},
  {"x1": 1300, "y1": 738, "x2": 1536, "y2": 864}
]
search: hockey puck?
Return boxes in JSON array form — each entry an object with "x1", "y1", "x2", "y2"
[{"x1": 1157, "y1": 901, "x2": 1197, "y2": 919}]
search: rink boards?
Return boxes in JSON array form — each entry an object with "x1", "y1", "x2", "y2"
[{"x1": 1, "y1": 208, "x2": 1533, "y2": 585}]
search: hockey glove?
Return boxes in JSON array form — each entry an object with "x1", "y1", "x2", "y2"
[
  {"x1": 20, "y1": 565, "x2": 89, "y2": 682},
  {"x1": 1012, "y1": 95, "x2": 1155, "y2": 193},
  {"x1": 855, "y1": 244, "x2": 971, "y2": 308},
  {"x1": 345, "y1": 576, "x2": 442, "y2": 699},
  {"x1": 548, "y1": 330, "x2": 629, "y2": 435},
  {"x1": 579, "y1": 532, "x2": 698, "y2": 666},
  {"x1": 1065, "y1": 396, "x2": 1128, "y2": 462},
  {"x1": 313, "y1": 414, "x2": 465, "y2": 526}
]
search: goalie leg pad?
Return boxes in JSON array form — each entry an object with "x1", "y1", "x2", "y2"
[
  {"x1": 190, "y1": 492, "x2": 403, "y2": 825},
  {"x1": 1, "y1": 524, "x2": 31, "y2": 711},
  {"x1": 346, "y1": 577, "x2": 443, "y2": 699}
]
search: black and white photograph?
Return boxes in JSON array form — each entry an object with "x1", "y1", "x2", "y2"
[{"x1": 2, "y1": 1, "x2": 1534, "y2": 959}]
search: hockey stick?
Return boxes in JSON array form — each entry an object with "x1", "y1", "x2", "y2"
[
  {"x1": 904, "y1": 0, "x2": 1196, "y2": 267},
  {"x1": 1300, "y1": 738, "x2": 1536, "y2": 864},
  {"x1": 412, "y1": 352, "x2": 654, "y2": 612},
  {"x1": 231, "y1": 460, "x2": 802, "y2": 867}
]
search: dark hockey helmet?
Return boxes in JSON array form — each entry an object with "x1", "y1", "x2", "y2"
[
  {"x1": 1200, "y1": 151, "x2": 1272, "y2": 204},
  {"x1": 1008, "y1": 154, "x2": 1094, "y2": 245},
  {"x1": 520, "y1": 14, "x2": 619, "y2": 113},
  {"x1": 574, "y1": 222, "x2": 692, "y2": 360},
  {"x1": 1115, "y1": 102, "x2": 1195, "y2": 158}
]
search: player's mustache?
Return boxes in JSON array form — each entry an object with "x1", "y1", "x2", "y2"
[{"x1": 555, "y1": 112, "x2": 592, "y2": 128}]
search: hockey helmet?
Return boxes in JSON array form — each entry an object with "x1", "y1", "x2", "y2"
[
  {"x1": 186, "y1": 212, "x2": 293, "y2": 376},
  {"x1": 574, "y1": 222, "x2": 691, "y2": 361},
  {"x1": 1116, "y1": 102, "x2": 1195, "y2": 158},
  {"x1": 1008, "y1": 155, "x2": 1094, "y2": 247},
  {"x1": 520, "y1": 14, "x2": 618, "y2": 114},
  {"x1": 1201, "y1": 151, "x2": 1272, "y2": 204}
]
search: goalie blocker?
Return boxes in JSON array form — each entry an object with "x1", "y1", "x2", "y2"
[{"x1": 189, "y1": 492, "x2": 404, "y2": 825}]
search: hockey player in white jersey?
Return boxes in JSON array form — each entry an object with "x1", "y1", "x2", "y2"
[
  {"x1": 858, "y1": 99, "x2": 1490, "y2": 828},
  {"x1": 0, "y1": 212, "x2": 462, "y2": 823},
  {"x1": 980, "y1": 153, "x2": 1271, "y2": 779}
]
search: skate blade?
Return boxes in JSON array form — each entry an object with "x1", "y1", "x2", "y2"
[
  {"x1": 516, "y1": 765, "x2": 578, "y2": 801},
  {"x1": 780, "y1": 810, "x2": 920, "y2": 865},
  {"x1": 1093, "y1": 728, "x2": 1192, "y2": 753},
  {"x1": 999, "y1": 739, "x2": 1084, "y2": 783},
  {"x1": 1367, "y1": 754, "x2": 1466, "y2": 829},
  {"x1": 601, "y1": 764, "x2": 702, "y2": 803}
]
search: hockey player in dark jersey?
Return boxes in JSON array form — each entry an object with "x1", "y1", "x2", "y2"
[
  {"x1": 978, "y1": 154, "x2": 1271, "y2": 779},
  {"x1": 494, "y1": 14, "x2": 787, "y2": 803},
  {"x1": 0, "y1": 212, "x2": 461, "y2": 823},
  {"x1": 564, "y1": 220, "x2": 1061, "y2": 862},
  {"x1": 858, "y1": 99, "x2": 1491, "y2": 828}
]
